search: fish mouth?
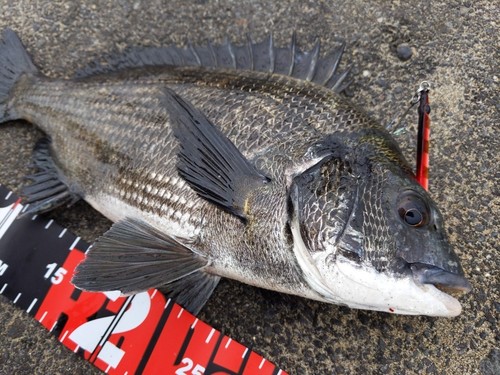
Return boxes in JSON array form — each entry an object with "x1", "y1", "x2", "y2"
[
  {"x1": 411, "y1": 263, "x2": 472, "y2": 295},
  {"x1": 306, "y1": 253, "x2": 470, "y2": 317}
]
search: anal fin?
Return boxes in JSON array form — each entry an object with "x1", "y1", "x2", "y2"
[
  {"x1": 72, "y1": 218, "x2": 218, "y2": 314},
  {"x1": 20, "y1": 138, "x2": 80, "y2": 216}
]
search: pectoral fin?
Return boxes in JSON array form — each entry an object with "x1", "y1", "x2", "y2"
[
  {"x1": 162, "y1": 88, "x2": 270, "y2": 221},
  {"x1": 72, "y1": 218, "x2": 219, "y2": 314}
]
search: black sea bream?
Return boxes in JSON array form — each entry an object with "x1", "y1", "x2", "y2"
[{"x1": 0, "y1": 29, "x2": 470, "y2": 316}]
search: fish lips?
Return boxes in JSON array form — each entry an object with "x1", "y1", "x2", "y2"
[{"x1": 410, "y1": 263, "x2": 472, "y2": 293}]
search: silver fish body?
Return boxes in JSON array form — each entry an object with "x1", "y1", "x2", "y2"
[{"x1": 0, "y1": 29, "x2": 470, "y2": 316}]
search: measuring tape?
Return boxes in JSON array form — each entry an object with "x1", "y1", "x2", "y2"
[{"x1": 0, "y1": 184, "x2": 287, "y2": 375}]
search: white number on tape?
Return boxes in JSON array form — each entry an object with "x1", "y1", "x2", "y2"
[
  {"x1": 44, "y1": 263, "x2": 68, "y2": 285},
  {"x1": 175, "y1": 357, "x2": 206, "y2": 375},
  {"x1": 68, "y1": 291, "x2": 151, "y2": 369}
]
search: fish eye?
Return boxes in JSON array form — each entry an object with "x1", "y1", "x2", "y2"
[
  {"x1": 397, "y1": 191, "x2": 429, "y2": 227},
  {"x1": 401, "y1": 208, "x2": 423, "y2": 226}
]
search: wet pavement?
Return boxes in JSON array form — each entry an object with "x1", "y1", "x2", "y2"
[{"x1": 0, "y1": 1, "x2": 498, "y2": 374}]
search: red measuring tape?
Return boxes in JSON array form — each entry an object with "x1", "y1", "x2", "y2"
[{"x1": 0, "y1": 185, "x2": 287, "y2": 375}]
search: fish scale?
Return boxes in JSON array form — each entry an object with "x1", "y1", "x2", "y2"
[
  {"x1": 16, "y1": 81, "x2": 205, "y2": 238},
  {"x1": 0, "y1": 29, "x2": 471, "y2": 317}
]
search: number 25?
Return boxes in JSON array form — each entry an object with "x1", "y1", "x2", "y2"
[{"x1": 175, "y1": 357, "x2": 205, "y2": 375}]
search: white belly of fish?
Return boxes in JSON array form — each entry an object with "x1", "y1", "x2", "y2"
[{"x1": 85, "y1": 192, "x2": 202, "y2": 242}]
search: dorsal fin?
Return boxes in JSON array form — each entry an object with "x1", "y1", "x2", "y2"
[{"x1": 75, "y1": 34, "x2": 350, "y2": 93}]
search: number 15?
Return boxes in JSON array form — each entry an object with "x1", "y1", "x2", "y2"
[{"x1": 44, "y1": 263, "x2": 67, "y2": 285}]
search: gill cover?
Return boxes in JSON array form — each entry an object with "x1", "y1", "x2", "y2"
[{"x1": 288, "y1": 150, "x2": 362, "y2": 262}]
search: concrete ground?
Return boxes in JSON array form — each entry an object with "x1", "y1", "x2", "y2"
[{"x1": 0, "y1": 1, "x2": 498, "y2": 374}]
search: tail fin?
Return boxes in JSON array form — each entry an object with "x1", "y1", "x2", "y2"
[{"x1": 0, "y1": 28, "x2": 39, "y2": 122}]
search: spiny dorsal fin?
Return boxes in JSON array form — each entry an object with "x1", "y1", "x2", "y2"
[
  {"x1": 75, "y1": 34, "x2": 350, "y2": 93},
  {"x1": 161, "y1": 88, "x2": 270, "y2": 221},
  {"x1": 292, "y1": 38, "x2": 320, "y2": 81},
  {"x1": 73, "y1": 218, "x2": 219, "y2": 314},
  {"x1": 250, "y1": 34, "x2": 274, "y2": 72}
]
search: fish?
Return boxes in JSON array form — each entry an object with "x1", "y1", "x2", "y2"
[{"x1": 0, "y1": 28, "x2": 471, "y2": 317}]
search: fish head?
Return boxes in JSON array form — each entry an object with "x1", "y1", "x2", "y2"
[{"x1": 289, "y1": 142, "x2": 471, "y2": 317}]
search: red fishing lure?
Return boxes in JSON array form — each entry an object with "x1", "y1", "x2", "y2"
[{"x1": 416, "y1": 82, "x2": 431, "y2": 190}]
